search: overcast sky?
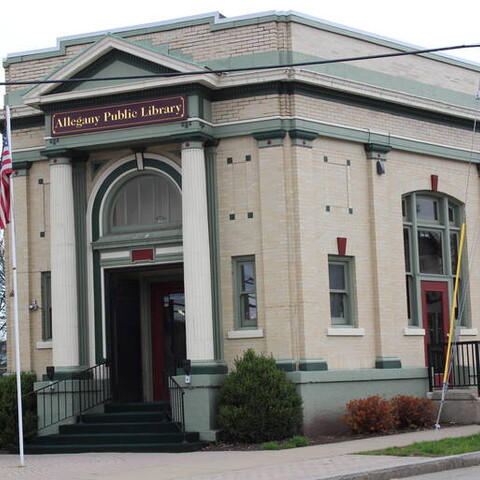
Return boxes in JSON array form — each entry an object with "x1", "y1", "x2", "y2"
[{"x1": 1, "y1": 0, "x2": 479, "y2": 96}]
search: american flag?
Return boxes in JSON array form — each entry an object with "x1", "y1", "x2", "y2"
[{"x1": 0, "y1": 129, "x2": 13, "y2": 229}]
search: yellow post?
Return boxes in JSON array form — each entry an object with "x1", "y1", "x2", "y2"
[{"x1": 442, "y1": 222, "x2": 466, "y2": 384}]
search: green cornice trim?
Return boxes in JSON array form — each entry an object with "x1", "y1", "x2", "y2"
[
  {"x1": 289, "y1": 129, "x2": 319, "y2": 141},
  {"x1": 12, "y1": 149, "x2": 47, "y2": 165},
  {"x1": 11, "y1": 161, "x2": 32, "y2": 173},
  {"x1": 253, "y1": 129, "x2": 286, "y2": 148},
  {"x1": 375, "y1": 356, "x2": 402, "y2": 369},
  {"x1": 252, "y1": 129, "x2": 287, "y2": 141},
  {"x1": 5, "y1": 12, "x2": 478, "y2": 74},
  {"x1": 365, "y1": 143, "x2": 392, "y2": 160},
  {"x1": 290, "y1": 129, "x2": 318, "y2": 148},
  {"x1": 42, "y1": 148, "x2": 73, "y2": 159},
  {"x1": 12, "y1": 116, "x2": 480, "y2": 167}
]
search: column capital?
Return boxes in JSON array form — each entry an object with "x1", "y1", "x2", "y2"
[
  {"x1": 41, "y1": 148, "x2": 73, "y2": 159},
  {"x1": 181, "y1": 140, "x2": 205, "y2": 151}
]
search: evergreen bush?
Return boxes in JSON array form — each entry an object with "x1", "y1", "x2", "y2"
[
  {"x1": 217, "y1": 349, "x2": 303, "y2": 443},
  {"x1": 0, "y1": 373, "x2": 37, "y2": 449}
]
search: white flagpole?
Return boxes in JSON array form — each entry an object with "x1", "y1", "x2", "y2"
[{"x1": 5, "y1": 105, "x2": 25, "y2": 466}]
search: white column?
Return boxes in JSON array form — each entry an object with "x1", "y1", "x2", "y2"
[
  {"x1": 49, "y1": 156, "x2": 79, "y2": 369},
  {"x1": 181, "y1": 141, "x2": 215, "y2": 361}
]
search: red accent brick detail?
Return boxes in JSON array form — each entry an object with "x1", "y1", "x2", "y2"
[
  {"x1": 131, "y1": 249, "x2": 154, "y2": 262},
  {"x1": 431, "y1": 174, "x2": 439, "y2": 191},
  {"x1": 337, "y1": 237, "x2": 347, "y2": 256}
]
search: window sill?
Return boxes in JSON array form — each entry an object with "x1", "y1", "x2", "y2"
[
  {"x1": 404, "y1": 327, "x2": 425, "y2": 336},
  {"x1": 460, "y1": 328, "x2": 478, "y2": 336},
  {"x1": 227, "y1": 329, "x2": 264, "y2": 339},
  {"x1": 327, "y1": 327, "x2": 365, "y2": 336},
  {"x1": 36, "y1": 341, "x2": 52, "y2": 349}
]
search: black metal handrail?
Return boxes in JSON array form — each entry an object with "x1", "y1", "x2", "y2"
[
  {"x1": 428, "y1": 341, "x2": 480, "y2": 395},
  {"x1": 24, "y1": 361, "x2": 112, "y2": 432},
  {"x1": 165, "y1": 372, "x2": 186, "y2": 440}
]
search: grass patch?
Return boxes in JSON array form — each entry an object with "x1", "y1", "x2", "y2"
[
  {"x1": 261, "y1": 436, "x2": 311, "y2": 450},
  {"x1": 362, "y1": 433, "x2": 480, "y2": 457},
  {"x1": 261, "y1": 441, "x2": 280, "y2": 450}
]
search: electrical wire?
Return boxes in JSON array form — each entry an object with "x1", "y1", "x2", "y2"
[{"x1": 1, "y1": 43, "x2": 480, "y2": 86}]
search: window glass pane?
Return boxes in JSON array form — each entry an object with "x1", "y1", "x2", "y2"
[
  {"x1": 418, "y1": 230, "x2": 443, "y2": 274},
  {"x1": 406, "y1": 275, "x2": 413, "y2": 322},
  {"x1": 448, "y1": 205, "x2": 455, "y2": 225},
  {"x1": 402, "y1": 197, "x2": 411, "y2": 221},
  {"x1": 416, "y1": 196, "x2": 439, "y2": 222},
  {"x1": 139, "y1": 177, "x2": 154, "y2": 224},
  {"x1": 234, "y1": 257, "x2": 257, "y2": 328},
  {"x1": 112, "y1": 190, "x2": 126, "y2": 227},
  {"x1": 450, "y1": 232, "x2": 459, "y2": 276},
  {"x1": 329, "y1": 263, "x2": 345, "y2": 290},
  {"x1": 125, "y1": 179, "x2": 139, "y2": 225},
  {"x1": 241, "y1": 293, "x2": 257, "y2": 322},
  {"x1": 41, "y1": 272, "x2": 52, "y2": 341},
  {"x1": 330, "y1": 292, "x2": 345, "y2": 319},
  {"x1": 110, "y1": 174, "x2": 181, "y2": 230},
  {"x1": 240, "y1": 262, "x2": 255, "y2": 292},
  {"x1": 403, "y1": 228, "x2": 411, "y2": 272}
]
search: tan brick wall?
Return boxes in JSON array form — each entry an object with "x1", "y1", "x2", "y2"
[{"x1": 291, "y1": 23, "x2": 480, "y2": 94}]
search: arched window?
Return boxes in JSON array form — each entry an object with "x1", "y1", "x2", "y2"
[
  {"x1": 108, "y1": 173, "x2": 181, "y2": 233},
  {"x1": 402, "y1": 192, "x2": 466, "y2": 326}
]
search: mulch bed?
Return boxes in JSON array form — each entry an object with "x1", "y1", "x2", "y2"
[{"x1": 202, "y1": 424, "x2": 459, "y2": 451}]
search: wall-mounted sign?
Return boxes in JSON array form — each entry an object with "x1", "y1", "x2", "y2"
[{"x1": 51, "y1": 96, "x2": 187, "y2": 137}]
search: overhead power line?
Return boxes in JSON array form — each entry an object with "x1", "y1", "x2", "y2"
[{"x1": 1, "y1": 43, "x2": 480, "y2": 87}]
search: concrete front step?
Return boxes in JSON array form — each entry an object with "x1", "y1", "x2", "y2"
[
  {"x1": 23, "y1": 441, "x2": 208, "y2": 454},
  {"x1": 80, "y1": 411, "x2": 169, "y2": 423},
  {"x1": 60, "y1": 421, "x2": 180, "y2": 434},
  {"x1": 21, "y1": 402, "x2": 206, "y2": 454},
  {"x1": 31, "y1": 431, "x2": 200, "y2": 445},
  {"x1": 104, "y1": 402, "x2": 170, "y2": 413}
]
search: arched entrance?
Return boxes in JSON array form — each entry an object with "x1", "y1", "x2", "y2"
[{"x1": 88, "y1": 153, "x2": 186, "y2": 402}]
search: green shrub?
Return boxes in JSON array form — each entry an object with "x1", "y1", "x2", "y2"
[
  {"x1": 261, "y1": 441, "x2": 280, "y2": 450},
  {"x1": 0, "y1": 373, "x2": 37, "y2": 449},
  {"x1": 390, "y1": 395, "x2": 435, "y2": 429},
  {"x1": 343, "y1": 395, "x2": 398, "y2": 434},
  {"x1": 218, "y1": 349, "x2": 303, "y2": 443}
]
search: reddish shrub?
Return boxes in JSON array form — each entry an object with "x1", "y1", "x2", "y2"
[
  {"x1": 390, "y1": 395, "x2": 435, "y2": 429},
  {"x1": 343, "y1": 395, "x2": 398, "y2": 434}
]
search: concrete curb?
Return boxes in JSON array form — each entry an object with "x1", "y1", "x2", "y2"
[{"x1": 323, "y1": 452, "x2": 480, "y2": 480}]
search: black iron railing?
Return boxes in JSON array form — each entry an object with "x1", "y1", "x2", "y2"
[
  {"x1": 25, "y1": 361, "x2": 111, "y2": 432},
  {"x1": 428, "y1": 341, "x2": 480, "y2": 395},
  {"x1": 165, "y1": 372, "x2": 186, "y2": 439}
]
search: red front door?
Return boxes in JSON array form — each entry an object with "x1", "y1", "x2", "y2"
[
  {"x1": 150, "y1": 283, "x2": 185, "y2": 401},
  {"x1": 421, "y1": 281, "x2": 450, "y2": 379}
]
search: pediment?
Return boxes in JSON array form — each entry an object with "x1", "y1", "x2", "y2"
[{"x1": 23, "y1": 35, "x2": 218, "y2": 108}]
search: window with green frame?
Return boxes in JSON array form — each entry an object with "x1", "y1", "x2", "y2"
[
  {"x1": 233, "y1": 256, "x2": 257, "y2": 329},
  {"x1": 108, "y1": 172, "x2": 182, "y2": 234},
  {"x1": 402, "y1": 192, "x2": 467, "y2": 326},
  {"x1": 328, "y1": 256, "x2": 355, "y2": 326},
  {"x1": 41, "y1": 272, "x2": 52, "y2": 341}
]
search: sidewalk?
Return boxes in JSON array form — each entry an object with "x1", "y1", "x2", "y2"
[{"x1": 1, "y1": 424, "x2": 480, "y2": 480}]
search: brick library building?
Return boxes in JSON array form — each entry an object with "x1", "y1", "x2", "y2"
[{"x1": 3, "y1": 11, "x2": 480, "y2": 445}]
